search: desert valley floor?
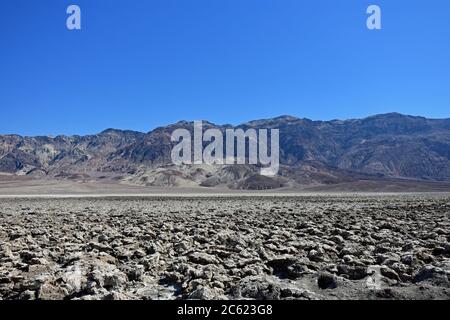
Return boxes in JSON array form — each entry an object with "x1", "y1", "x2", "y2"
[{"x1": 0, "y1": 194, "x2": 449, "y2": 300}]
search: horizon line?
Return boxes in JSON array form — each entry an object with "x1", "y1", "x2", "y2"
[{"x1": 2, "y1": 111, "x2": 449, "y2": 137}]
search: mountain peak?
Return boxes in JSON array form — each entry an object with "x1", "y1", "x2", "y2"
[
  {"x1": 100, "y1": 128, "x2": 121, "y2": 135},
  {"x1": 1, "y1": 113, "x2": 450, "y2": 188}
]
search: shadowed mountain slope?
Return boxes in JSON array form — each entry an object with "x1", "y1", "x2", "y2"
[{"x1": 1, "y1": 113, "x2": 450, "y2": 189}]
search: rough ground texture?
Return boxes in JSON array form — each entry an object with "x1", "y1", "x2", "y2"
[{"x1": 0, "y1": 194, "x2": 449, "y2": 300}]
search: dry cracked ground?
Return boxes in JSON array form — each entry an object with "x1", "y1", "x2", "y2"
[{"x1": 0, "y1": 194, "x2": 449, "y2": 300}]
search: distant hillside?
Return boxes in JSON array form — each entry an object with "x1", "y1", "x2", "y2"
[{"x1": 1, "y1": 113, "x2": 450, "y2": 190}]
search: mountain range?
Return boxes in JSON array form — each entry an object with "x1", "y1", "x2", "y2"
[{"x1": 2, "y1": 113, "x2": 450, "y2": 190}]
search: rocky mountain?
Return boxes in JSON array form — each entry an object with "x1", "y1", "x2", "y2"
[{"x1": 1, "y1": 113, "x2": 450, "y2": 189}]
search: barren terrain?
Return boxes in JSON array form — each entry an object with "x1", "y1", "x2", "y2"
[{"x1": 0, "y1": 194, "x2": 449, "y2": 300}]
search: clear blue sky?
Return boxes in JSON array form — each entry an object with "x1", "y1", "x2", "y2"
[{"x1": 1, "y1": 0, "x2": 449, "y2": 136}]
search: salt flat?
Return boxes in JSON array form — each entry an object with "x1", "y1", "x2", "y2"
[{"x1": 0, "y1": 194, "x2": 449, "y2": 300}]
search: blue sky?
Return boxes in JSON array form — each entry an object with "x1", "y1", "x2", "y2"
[{"x1": 1, "y1": 0, "x2": 449, "y2": 136}]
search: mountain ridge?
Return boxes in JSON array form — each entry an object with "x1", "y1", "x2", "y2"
[{"x1": 1, "y1": 113, "x2": 450, "y2": 190}]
